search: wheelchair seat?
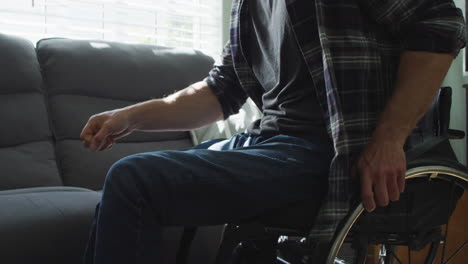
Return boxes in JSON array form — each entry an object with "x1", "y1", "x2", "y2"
[{"x1": 240, "y1": 187, "x2": 327, "y2": 233}]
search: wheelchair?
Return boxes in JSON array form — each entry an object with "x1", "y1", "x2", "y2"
[{"x1": 176, "y1": 87, "x2": 468, "y2": 264}]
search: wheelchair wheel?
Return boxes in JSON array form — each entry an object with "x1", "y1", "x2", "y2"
[{"x1": 328, "y1": 165, "x2": 468, "y2": 264}]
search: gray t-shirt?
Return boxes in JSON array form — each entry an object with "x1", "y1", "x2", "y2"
[{"x1": 245, "y1": 0, "x2": 329, "y2": 142}]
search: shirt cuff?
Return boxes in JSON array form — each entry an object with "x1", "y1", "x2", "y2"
[
  {"x1": 403, "y1": 33, "x2": 466, "y2": 57},
  {"x1": 203, "y1": 66, "x2": 248, "y2": 120}
]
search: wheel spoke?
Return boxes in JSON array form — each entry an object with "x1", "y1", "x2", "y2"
[
  {"x1": 424, "y1": 240, "x2": 441, "y2": 264},
  {"x1": 407, "y1": 246, "x2": 412, "y2": 264},
  {"x1": 388, "y1": 247, "x2": 403, "y2": 264},
  {"x1": 405, "y1": 192, "x2": 412, "y2": 264},
  {"x1": 443, "y1": 241, "x2": 468, "y2": 264}
]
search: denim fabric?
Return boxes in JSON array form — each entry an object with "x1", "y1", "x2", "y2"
[{"x1": 83, "y1": 133, "x2": 334, "y2": 264}]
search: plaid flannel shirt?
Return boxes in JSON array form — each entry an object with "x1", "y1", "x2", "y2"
[{"x1": 205, "y1": 0, "x2": 466, "y2": 242}]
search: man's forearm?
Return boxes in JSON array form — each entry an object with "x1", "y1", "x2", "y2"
[
  {"x1": 372, "y1": 51, "x2": 455, "y2": 144},
  {"x1": 124, "y1": 81, "x2": 224, "y2": 132}
]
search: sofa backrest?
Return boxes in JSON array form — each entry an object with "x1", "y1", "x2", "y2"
[
  {"x1": 36, "y1": 38, "x2": 214, "y2": 190},
  {"x1": 0, "y1": 34, "x2": 63, "y2": 190}
]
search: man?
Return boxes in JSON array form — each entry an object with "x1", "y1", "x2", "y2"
[{"x1": 82, "y1": 0, "x2": 466, "y2": 263}]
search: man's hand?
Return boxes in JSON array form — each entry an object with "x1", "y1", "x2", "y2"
[
  {"x1": 354, "y1": 133, "x2": 406, "y2": 212},
  {"x1": 80, "y1": 109, "x2": 134, "y2": 152}
]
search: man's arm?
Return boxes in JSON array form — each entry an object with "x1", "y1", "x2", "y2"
[
  {"x1": 126, "y1": 81, "x2": 224, "y2": 131},
  {"x1": 81, "y1": 81, "x2": 224, "y2": 152},
  {"x1": 82, "y1": 43, "x2": 248, "y2": 152},
  {"x1": 355, "y1": 51, "x2": 455, "y2": 212},
  {"x1": 354, "y1": 0, "x2": 466, "y2": 212}
]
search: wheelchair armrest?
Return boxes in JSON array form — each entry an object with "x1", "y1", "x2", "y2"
[
  {"x1": 410, "y1": 87, "x2": 452, "y2": 140},
  {"x1": 406, "y1": 139, "x2": 460, "y2": 166},
  {"x1": 448, "y1": 129, "x2": 465, "y2": 140},
  {"x1": 405, "y1": 87, "x2": 466, "y2": 160}
]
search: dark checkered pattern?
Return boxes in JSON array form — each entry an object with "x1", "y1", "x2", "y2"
[{"x1": 205, "y1": 0, "x2": 466, "y2": 242}]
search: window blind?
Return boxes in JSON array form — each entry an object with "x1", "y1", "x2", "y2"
[{"x1": 0, "y1": 0, "x2": 222, "y2": 58}]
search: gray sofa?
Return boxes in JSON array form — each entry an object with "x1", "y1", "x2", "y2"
[{"x1": 0, "y1": 33, "x2": 219, "y2": 263}]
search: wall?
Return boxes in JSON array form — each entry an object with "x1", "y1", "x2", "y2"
[
  {"x1": 222, "y1": 0, "x2": 232, "y2": 45},
  {"x1": 444, "y1": 0, "x2": 467, "y2": 165}
]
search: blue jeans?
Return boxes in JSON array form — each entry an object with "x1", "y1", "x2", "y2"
[{"x1": 83, "y1": 133, "x2": 334, "y2": 264}]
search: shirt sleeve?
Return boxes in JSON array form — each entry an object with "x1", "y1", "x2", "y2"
[
  {"x1": 204, "y1": 42, "x2": 249, "y2": 120},
  {"x1": 357, "y1": 0, "x2": 466, "y2": 57}
]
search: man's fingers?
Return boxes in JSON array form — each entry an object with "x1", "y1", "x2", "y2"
[
  {"x1": 398, "y1": 171, "x2": 406, "y2": 193},
  {"x1": 104, "y1": 142, "x2": 114, "y2": 151},
  {"x1": 101, "y1": 139, "x2": 113, "y2": 151},
  {"x1": 82, "y1": 134, "x2": 93, "y2": 147},
  {"x1": 374, "y1": 176, "x2": 389, "y2": 207},
  {"x1": 387, "y1": 174, "x2": 400, "y2": 202},
  {"x1": 90, "y1": 125, "x2": 110, "y2": 151},
  {"x1": 81, "y1": 117, "x2": 102, "y2": 150},
  {"x1": 360, "y1": 170, "x2": 376, "y2": 212},
  {"x1": 103, "y1": 138, "x2": 116, "y2": 151},
  {"x1": 81, "y1": 128, "x2": 95, "y2": 146},
  {"x1": 80, "y1": 124, "x2": 91, "y2": 141},
  {"x1": 80, "y1": 116, "x2": 100, "y2": 139}
]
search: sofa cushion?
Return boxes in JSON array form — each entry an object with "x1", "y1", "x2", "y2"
[
  {"x1": 36, "y1": 38, "x2": 214, "y2": 190},
  {"x1": 0, "y1": 187, "x2": 101, "y2": 264},
  {"x1": 0, "y1": 33, "x2": 62, "y2": 190},
  {"x1": 0, "y1": 141, "x2": 62, "y2": 190}
]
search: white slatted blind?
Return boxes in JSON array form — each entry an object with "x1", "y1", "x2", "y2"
[{"x1": 0, "y1": 0, "x2": 222, "y2": 57}]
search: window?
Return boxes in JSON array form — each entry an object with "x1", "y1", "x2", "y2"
[{"x1": 0, "y1": 0, "x2": 222, "y2": 58}]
